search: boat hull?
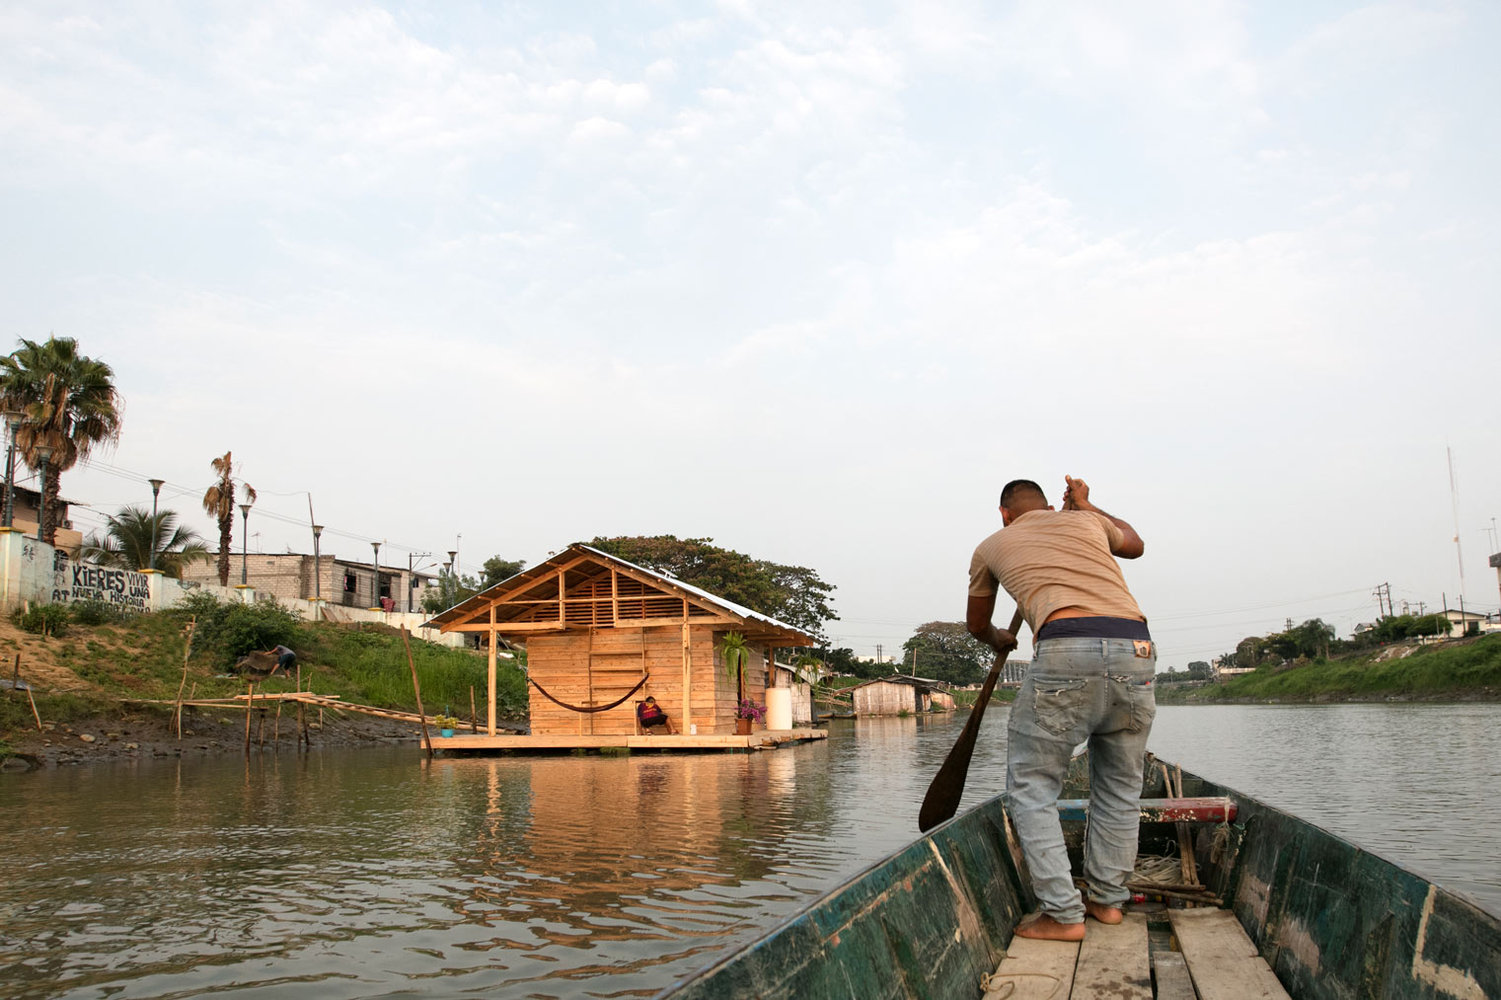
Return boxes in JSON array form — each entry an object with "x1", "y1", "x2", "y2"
[{"x1": 657, "y1": 756, "x2": 1501, "y2": 998}]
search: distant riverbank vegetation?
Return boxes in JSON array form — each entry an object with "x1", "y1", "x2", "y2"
[
  {"x1": 1, "y1": 597, "x2": 526, "y2": 754},
  {"x1": 1157, "y1": 631, "x2": 1500, "y2": 704}
]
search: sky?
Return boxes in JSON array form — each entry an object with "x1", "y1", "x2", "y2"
[{"x1": 2, "y1": 0, "x2": 1498, "y2": 666}]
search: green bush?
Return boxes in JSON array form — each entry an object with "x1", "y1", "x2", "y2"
[
  {"x1": 167, "y1": 592, "x2": 303, "y2": 666},
  {"x1": 12, "y1": 603, "x2": 70, "y2": 637},
  {"x1": 70, "y1": 599, "x2": 126, "y2": 626}
]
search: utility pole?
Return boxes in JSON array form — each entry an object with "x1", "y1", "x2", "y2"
[
  {"x1": 1285, "y1": 618, "x2": 1293, "y2": 631},
  {"x1": 407, "y1": 550, "x2": 432, "y2": 613},
  {"x1": 1448, "y1": 448, "x2": 1466, "y2": 601}
]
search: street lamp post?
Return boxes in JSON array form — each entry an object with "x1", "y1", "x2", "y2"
[
  {"x1": 2, "y1": 409, "x2": 20, "y2": 529},
  {"x1": 148, "y1": 479, "x2": 165, "y2": 571},
  {"x1": 371, "y1": 541, "x2": 382, "y2": 610},
  {"x1": 312, "y1": 525, "x2": 323, "y2": 620},
  {"x1": 239, "y1": 502, "x2": 252, "y2": 585},
  {"x1": 34, "y1": 443, "x2": 53, "y2": 543}
]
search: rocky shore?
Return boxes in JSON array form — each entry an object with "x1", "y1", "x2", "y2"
[{"x1": 1, "y1": 703, "x2": 424, "y2": 770}]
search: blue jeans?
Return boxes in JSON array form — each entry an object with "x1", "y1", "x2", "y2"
[{"x1": 1006, "y1": 638, "x2": 1156, "y2": 923}]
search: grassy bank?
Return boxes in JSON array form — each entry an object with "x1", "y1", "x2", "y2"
[
  {"x1": 1155, "y1": 634, "x2": 1501, "y2": 704},
  {"x1": 1, "y1": 607, "x2": 528, "y2": 758}
]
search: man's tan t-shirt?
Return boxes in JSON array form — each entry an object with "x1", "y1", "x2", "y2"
[{"x1": 969, "y1": 509, "x2": 1144, "y2": 632}]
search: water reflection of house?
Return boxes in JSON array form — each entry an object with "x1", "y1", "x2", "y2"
[
  {"x1": 424, "y1": 544, "x2": 825, "y2": 749},
  {"x1": 849, "y1": 675, "x2": 955, "y2": 716}
]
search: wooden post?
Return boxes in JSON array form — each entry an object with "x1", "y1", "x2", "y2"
[
  {"x1": 402, "y1": 626, "x2": 434, "y2": 759},
  {"x1": 296, "y1": 661, "x2": 305, "y2": 751},
  {"x1": 487, "y1": 606, "x2": 497, "y2": 736},
  {"x1": 586, "y1": 628, "x2": 595, "y2": 736},
  {"x1": 244, "y1": 683, "x2": 254, "y2": 755},
  {"x1": 273, "y1": 701, "x2": 282, "y2": 749},
  {"x1": 681, "y1": 601, "x2": 692, "y2": 735},
  {"x1": 174, "y1": 619, "x2": 194, "y2": 740},
  {"x1": 469, "y1": 685, "x2": 477, "y2": 733},
  {"x1": 26, "y1": 682, "x2": 42, "y2": 731},
  {"x1": 611, "y1": 569, "x2": 619, "y2": 626}
]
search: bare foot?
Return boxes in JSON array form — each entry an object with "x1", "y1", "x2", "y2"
[
  {"x1": 1013, "y1": 914, "x2": 1086, "y2": 941},
  {"x1": 1085, "y1": 900, "x2": 1124, "y2": 924}
]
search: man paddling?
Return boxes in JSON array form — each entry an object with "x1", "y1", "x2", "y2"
[{"x1": 966, "y1": 476, "x2": 1155, "y2": 941}]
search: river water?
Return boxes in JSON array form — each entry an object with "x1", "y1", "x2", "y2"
[{"x1": 1, "y1": 703, "x2": 1497, "y2": 999}]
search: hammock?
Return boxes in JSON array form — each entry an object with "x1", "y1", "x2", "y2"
[{"x1": 529, "y1": 673, "x2": 649, "y2": 714}]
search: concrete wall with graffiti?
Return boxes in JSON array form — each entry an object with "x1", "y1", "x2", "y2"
[
  {"x1": 0, "y1": 528, "x2": 467, "y2": 647},
  {"x1": 52, "y1": 555, "x2": 155, "y2": 611}
]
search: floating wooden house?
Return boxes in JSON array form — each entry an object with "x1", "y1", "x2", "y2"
[
  {"x1": 423, "y1": 544, "x2": 826, "y2": 751},
  {"x1": 849, "y1": 675, "x2": 956, "y2": 717}
]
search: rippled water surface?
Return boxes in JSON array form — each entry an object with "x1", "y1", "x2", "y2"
[{"x1": 1, "y1": 703, "x2": 1497, "y2": 998}]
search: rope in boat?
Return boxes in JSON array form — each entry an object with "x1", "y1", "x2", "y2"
[{"x1": 528, "y1": 673, "x2": 649, "y2": 714}]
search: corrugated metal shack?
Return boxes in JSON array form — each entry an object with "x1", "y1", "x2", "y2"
[{"x1": 849, "y1": 675, "x2": 955, "y2": 717}]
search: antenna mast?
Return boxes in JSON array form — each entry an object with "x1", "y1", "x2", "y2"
[{"x1": 1448, "y1": 447, "x2": 1466, "y2": 600}]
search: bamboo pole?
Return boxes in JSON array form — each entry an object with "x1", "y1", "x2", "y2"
[
  {"x1": 244, "y1": 683, "x2": 254, "y2": 755},
  {"x1": 296, "y1": 661, "x2": 305, "y2": 751},
  {"x1": 469, "y1": 686, "x2": 477, "y2": 733},
  {"x1": 402, "y1": 626, "x2": 434, "y2": 758},
  {"x1": 26, "y1": 682, "x2": 42, "y2": 731},
  {"x1": 174, "y1": 618, "x2": 195, "y2": 740},
  {"x1": 13, "y1": 654, "x2": 42, "y2": 731}
]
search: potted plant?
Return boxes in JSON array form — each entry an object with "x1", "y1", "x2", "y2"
[
  {"x1": 433, "y1": 714, "x2": 459, "y2": 737},
  {"x1": 720, "y1": 632, "x2": 751, "y2": 703},
  {"x1": 735, "y1": 698, "x2": 765, "y2": 735}
]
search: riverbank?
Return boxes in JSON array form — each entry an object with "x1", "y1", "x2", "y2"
[
  {"x1": 1, "y1": 608, "x2": 526, "y2": 768},
  {"x1": 1154, "y1": 632, "x2": 1501, "y2": 704}
]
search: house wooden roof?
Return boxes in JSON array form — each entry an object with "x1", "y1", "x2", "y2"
[{"x1": 422, "y1": 543, "x2": 816, "y2": 647}]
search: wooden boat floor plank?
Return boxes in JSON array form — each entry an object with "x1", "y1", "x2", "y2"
[
  {"x1": 1071, "y1": 912, "x2": 1151, "y2": 999},
  {"x1": 984, "y1": 936, "x2": 1079, "y2": 1000},
  {"x1": 1169, "y1": 909, "x2": 1290, "y2": 1000},
  {"x1": 1150, "y1": 951, "x2": 1196, "y2": 1000}
]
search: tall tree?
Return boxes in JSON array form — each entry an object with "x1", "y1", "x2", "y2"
[
  {"x1": 0, "y1": 336, "x2": 123, "y2": 543},
  {"x1": 201, "y1": 451, "x2": 255, "y2": 587},
  {"x1": 588, "y1": 535, "x2": 838, "y2": 638},
  {"x1": 900, "y1": 621, "x2": 993, "y2": 686},
  {"x1": 82, "y1": 505, "x2": 210, "y2": 579},
  {"x1": 481, "y1": 555, "x2": 527, "y2": 588}
]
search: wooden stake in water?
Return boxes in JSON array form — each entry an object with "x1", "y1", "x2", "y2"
[
  {"x1": 175, "y1": 618, "x2": 195, "y2": 740},
  {"x1": 402, "y1": 626, "x2": 434, "y2": 758},
  {"x1": 469, "y1": 686, "x2": 477, "y2": 733},
  {"x1": 244, "y1": 683, "x2": 254, "y2": 755}
]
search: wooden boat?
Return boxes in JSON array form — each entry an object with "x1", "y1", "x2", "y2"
[{"x1": 655, "y1": 753, "x2": 1500, "y2": 998}]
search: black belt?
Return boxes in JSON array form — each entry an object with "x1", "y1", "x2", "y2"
[{"x1": 1035, "y1": 616, "x2": 1151, "y2": 642}]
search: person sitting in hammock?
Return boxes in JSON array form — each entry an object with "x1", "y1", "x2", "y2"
[{"x1": 636, "y1": 696, "x2": 676, "y2": 734}]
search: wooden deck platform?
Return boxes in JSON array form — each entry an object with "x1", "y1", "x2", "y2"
[
  {"x1": 982, "y1": 909, "x2": 1291, "y2": 999},
  {"x1": 428, "y1": 727, "x2": 828, "y2": 753}
]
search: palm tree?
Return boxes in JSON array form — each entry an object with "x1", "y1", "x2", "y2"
[
  {"x1": 201, "y1": 451, "x2": 255, "y2": 586},
  {"x1": 0, "y1": 337, "x2": 123, "y2": 543},
  {"x1": 82, "y1": 506, "x2": 210, "y2": 579}
]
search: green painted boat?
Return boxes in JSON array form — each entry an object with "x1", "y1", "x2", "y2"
[{"x1": 655, "y1": 754, "x2": 1500, "y2": 998}]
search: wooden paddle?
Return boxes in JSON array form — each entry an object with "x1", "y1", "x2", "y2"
[{"x1": 918, "y1": 607, "x2": 1026, "y2": 832}]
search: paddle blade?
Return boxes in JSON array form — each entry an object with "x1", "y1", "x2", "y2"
[
  {"x1": 917, "y1": 609, "x2": 1024, "y2": 832},
  {"x1": 918, "y1": 683, "x2": 991, "y2": 831}
]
